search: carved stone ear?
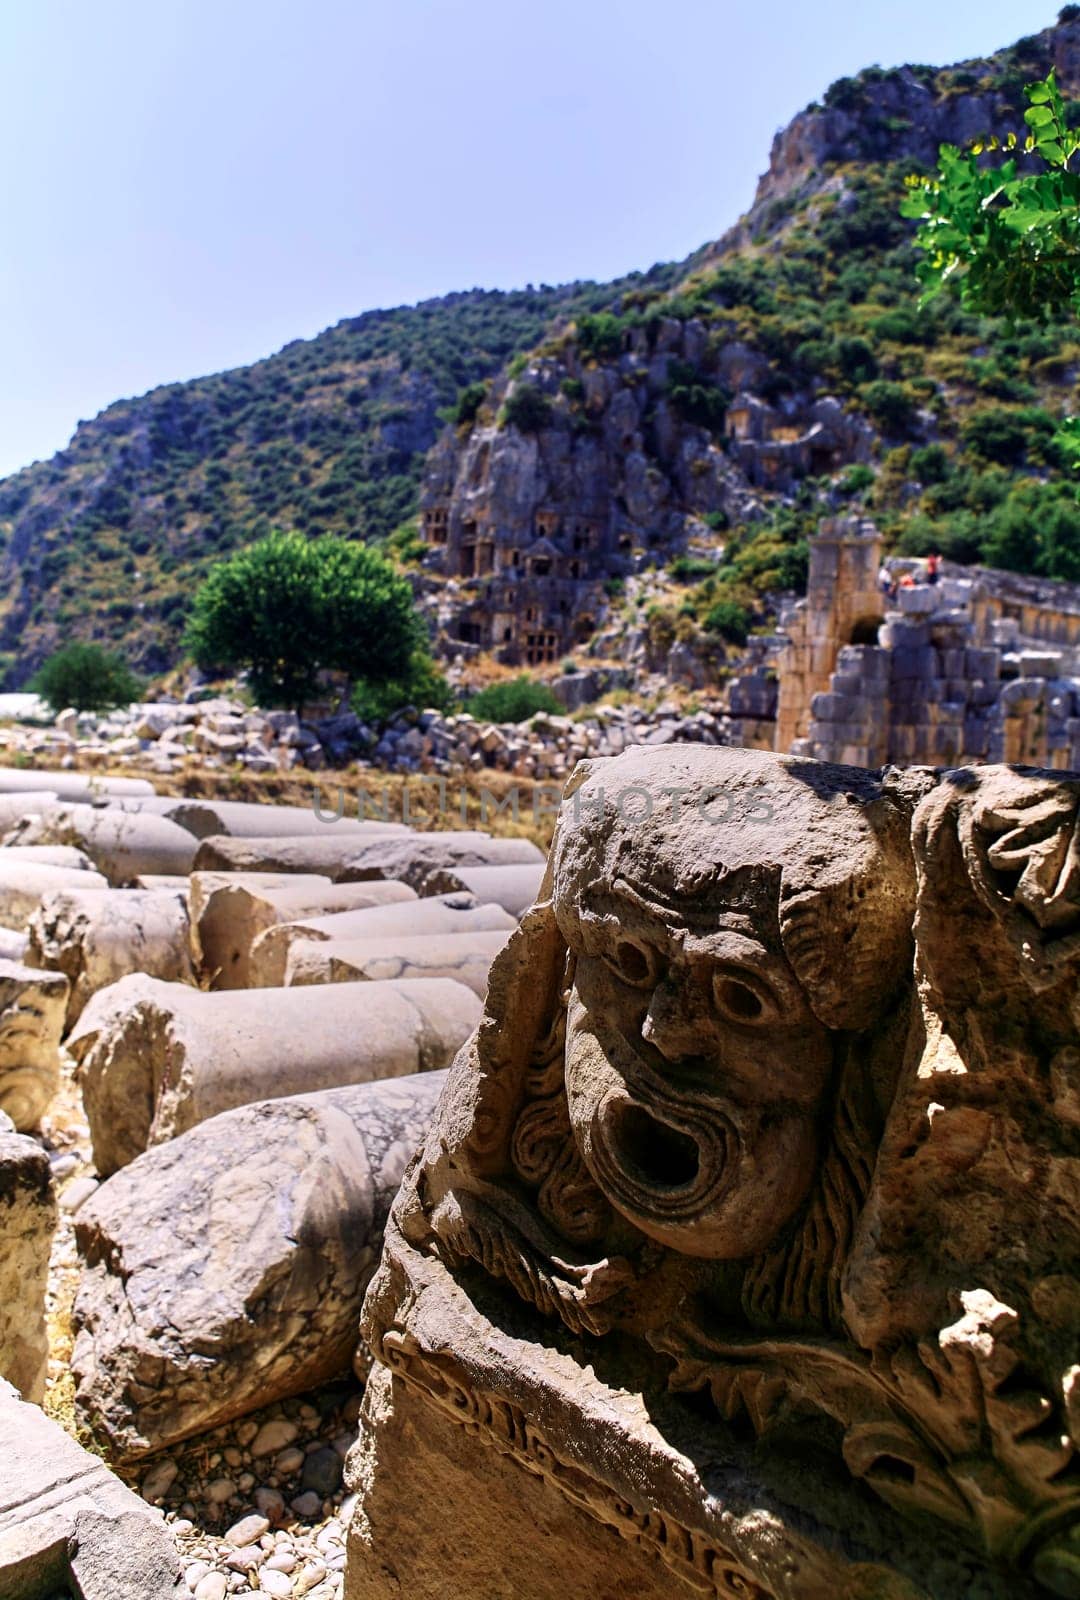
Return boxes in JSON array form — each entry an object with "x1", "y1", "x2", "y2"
[{"x1": 779, "y1": 791, "x2": 918, "y2": 1033}]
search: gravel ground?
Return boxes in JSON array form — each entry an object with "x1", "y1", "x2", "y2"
[{"x1": 38, "y1": 1056, "x2": 361, "y2": 1599}]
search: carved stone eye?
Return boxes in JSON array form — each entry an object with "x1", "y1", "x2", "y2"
[
  {"x1": 712, "y1": 970, "x2": 773, "y2": 1025},
  {"x1": 602, "y1": 939, "x2": 656, "y2": 988}
]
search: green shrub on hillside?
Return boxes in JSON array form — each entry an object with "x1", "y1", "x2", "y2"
[
  {"x1": 501, "y1": 385, "x2": 553, "y2": 433},
  {"x1": 31, "y1": 642, "x2": 141, "y2": 712},
  {"x1": 466, "y1": 677, "x2": 562, "y2": 723},
  {"x1": 702, "y1": 599, "x2": 751, "y2": 645}
]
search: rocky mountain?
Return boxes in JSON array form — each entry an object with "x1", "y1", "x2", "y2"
[
  {"x1": 3, "y1": 12, "x2": 1079, "y2": 686},
  {"x1": 414, "y1": 13, "x2": 1080, "y2": 675}
]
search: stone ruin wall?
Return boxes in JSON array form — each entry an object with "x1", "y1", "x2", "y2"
[{"x1": 727, "y1": 516, "x2": 1080, "y2": 773}]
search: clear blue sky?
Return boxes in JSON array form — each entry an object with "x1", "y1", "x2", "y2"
[{"x1": 0, "y1": 0, "x2": 1044, "y2": 479}]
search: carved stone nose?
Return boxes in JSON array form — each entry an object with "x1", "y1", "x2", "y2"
[{"x1": 641, "y1": 982, "x2": 698, "y2": 1063}]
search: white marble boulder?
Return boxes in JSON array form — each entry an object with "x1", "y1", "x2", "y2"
[{"x1": 71, "y1": 1072, "x2": 447, "y2": 1460}]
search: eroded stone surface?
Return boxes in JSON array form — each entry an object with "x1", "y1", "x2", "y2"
[
  {"x1": 68, "y1": 974, "x2": 479, "y2": 1173},
  {"x1": 0, "y1": 1134, "x2": 55, "y2": 1399},
  {"x1": 0, "y1": 1376, "x2": 184, "y2": 1597},
  {"x1": 0, "y1": 959, "x2": 68, "y2": 1129},
  {"x1": 348, "y1": 748, "x2": 1080, "y2": 1600},
  {"x1": 72, "y1": 1072, "x2": 446, "y2": 1460},
  {"x1": 27, "y1": 887, "x2": 195, "y2": 1030}
]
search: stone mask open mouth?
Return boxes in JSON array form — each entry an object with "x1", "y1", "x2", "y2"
[{"x1": 589, "y1": 1086, "x2": 736, "y2": 1222}]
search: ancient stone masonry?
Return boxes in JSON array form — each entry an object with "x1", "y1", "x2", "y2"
[
  {"x1": 727, "y1": 516, "x2": 1080, "y2": 771},
  {"x1": 346, "y1": 746, "x2": 1080, "y2": 1600}
]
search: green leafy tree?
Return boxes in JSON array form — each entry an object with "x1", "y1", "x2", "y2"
[
  {"x1": 184, "y1": 530, "x2": 424, "y2": 713},
  {"x1": 30, "y1": 642, "x2": 141, "y2": 712},
  {"x1": 902, "y1": 69, "x2": 1080, "y2": 471},
  {"x1": 501, "y1": 384, "x2": 553, "y2": 433}
]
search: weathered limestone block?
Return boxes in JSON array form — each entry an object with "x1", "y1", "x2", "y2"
[
  {"x1": 0, "y1": 960, "x2": 69, "y2": 1128},
  {"x1": 190, "y1": 872, "x2": 416, "y2": 988},
  {"x1": 6, "y1": 804, "x2": 197, "y2": 883},
  {"x1": 420, "y1": 861, "x2": 545, "y2": 915},
  {"x1": 285, "y1": 930, "x2": 512, "y2": 997},
  {"x1": 0, "y1": 1134, "x2": 54, "y2": 1400},
  {"x1": 193, "y1": 832, "x2": 405, "y2": 876},
  {"x1": 0, "y1": 1377, "x2": 185, "y2": 1598},
  {"x1": 335, "y1": 830, "x2": 545, "y2": 889},
  {"x1": 68, "y1": 974, "x2": 480, "y2": 1173},
  {"x1": 346, "y1": 748, "x2": 1080, "y2": 1600},
  {"x1": 0, "y1": 857, "x2": 108, "y2": 925},
  {"x1": 72, "y1": 1071, "x2": 447, "y2": 1460},
  {"x1": 27, "y1": 887, "x2": 195, "y2": 1031},
  {"x1": 250, "y1": 892, "x2": 516, "y2": 988}
]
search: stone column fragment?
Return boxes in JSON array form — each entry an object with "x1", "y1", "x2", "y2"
[
  {"x1": 71, "y1": 1071, "x2": 447, "y2": 1459},
  {"x1": 249, "y1": 893, "x2": 515, "y2": 988},
  {"x1": 0, "y1": 960, "x2": 69, "y2": 1129},
  {"x1": 27, "y1": 887, "x2": 195, "y2": 1031},
  {"x1": 285, "y1": 930, "x2": 511, "y2": 998},
  {"x1": 68, "y1": 973, "x2": 479, "y2": 1173}
]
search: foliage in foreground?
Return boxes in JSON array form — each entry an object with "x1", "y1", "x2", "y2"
[
  {"x1": 30, "y1": 642, "x2": 141, "y2": 712},
  {"x1": 184, "y1": 530, "x2": 425, "y2": 712}
]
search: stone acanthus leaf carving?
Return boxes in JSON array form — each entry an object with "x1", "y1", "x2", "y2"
[{"x1": 374, "y1": 749, "x2": 1080, "y2": 1595}]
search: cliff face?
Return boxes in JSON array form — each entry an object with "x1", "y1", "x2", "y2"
[
  {"x1": 0, "y1": 278, "x2": 681, "y2": 682},
  {"x1": 417, "y1": 15, "x2": 1080, "y2": 668}
]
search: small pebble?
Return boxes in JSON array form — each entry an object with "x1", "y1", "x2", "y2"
[
  {"x1": 290, "y1": 1491, "x2": 321, "y2": 1518},
  {"x1": 59, "y1": 1175, "x2": 99, "y2": 1212},
  {"x1": 265, "y1": 1551, "x2": 297, "y2": 1573},
  {"x1": 185, "y1": 1562, "x2": 211, "y2": 1593},
  {"x1": 204, "y1": 1476, "x2": 237, "y2": 1505},
  {"x1": 48, "y1": 1151, "x2": 78, "y2": 1178},
  {"x1": 238, "y1": 1472, "x2": 256, "y2": 1492},
  {"x1": 274, "y1": 1447, "x2": 305, "y2": 1476},
  {"x1": 251, "y1": 1420, "x2": 299, "y2": 1457},
  {"x1": 141, "y1": 1458, "x2": 179, "y2": 1501},
  {"x1": 224, "y1": 1513, "x2": 271, "y2": 1547},
  {"x1": 236, "y1": 1420, "x2": 259, "y2": 1447},
  {"x1": 300, "y1": 1447, "x2": 341, "y2": 1498},
  {"x1": 194, "y1": 1574, "x2": 228, "y2": 1600},
  {"x1": 259, "y1": 1571, "x2": 293, "y2": 1597},
  {"x1": 254, "y1": 1487, "x2": 286, "y2": 1523}
]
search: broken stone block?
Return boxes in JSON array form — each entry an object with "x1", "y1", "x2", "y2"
[
  {"x1": 0, "y1": 1376, "x2": 184, "y2": 1597},
  {"x1": 285, "y1": 929, "x2": 512, "y2": 998},
  {"x1": 189, "y1": 872, "x2": 416, "y2": 989},
  {"x1": 345, "y1": 747, "x2": 1080, "y2": 1600},
  {"x1": 0, "y1": 960, "x2": 68, "y2": 1129},
  {"x1": 335, "y1": 830, "x2": 545, "y2": 890},
  {"x1": 71, "y1": 1071, "x2": 446, "y2": 1460},
  {"x1": 27, "y1": 887, "x2": 196, "y2": 1031},
  {"x1": 0, "y1": 857, "x2": 109, "y2": 926},
  {"x1": 0, "y1": 843, "x2": 96, "y2": 871},
  {"x1": 0, "y1": 928, "x2": 27, "y2": 962},
  {"x1": 0, "y1": 1133, "x2": 54, "y2": 1400},
  {"x1": 248, "y1": 892, "x2": 516, "y2": 988},
  {"x1": 68, "y1": 973, "x2": 480, "y2": 1174},
  {"x1": 5, "y1": 804, "x2": 198, "y2": 883},
  {"x1": 418, "y1": 861, "x2": 545, "y2": 915},
  {"x1": 193, "y1": 833, "x2": 405, "y2": 876}
]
